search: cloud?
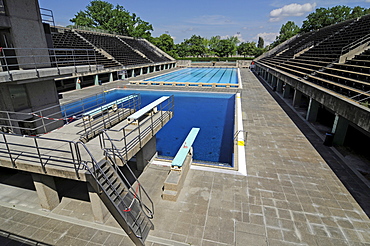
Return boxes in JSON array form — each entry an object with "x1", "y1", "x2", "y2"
[
  {"x1": 254, "y1": 32, "x2": 279, "y2": 45},
  {"x1": 220, "y1": 33, "x2": 245, "y2": 42},
  {"x1": 187, "y1": 15, "x2": 236, "y2": 25},
  {"x1": 269, "y1": 3, "x2": 317, "y2": 22}
]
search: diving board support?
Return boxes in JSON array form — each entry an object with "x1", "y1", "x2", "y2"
[
  {"x1": 162, "y1": 128, "x2": 200, "y2": 201},
  {"x1": 127, "y1": 96, "x2": 169, "y2": 125}
]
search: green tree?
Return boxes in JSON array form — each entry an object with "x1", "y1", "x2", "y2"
[
  {"x1": 237, "y1": 42, "x2": 257, "y2": 57},
  {"x1": 301, "y1": 5, "x2": 370, "y2": 33},
  {"x1": 272, "y1": 21, "x2": 300, "y2": 47},
  {"x1": 151, "y1": 34, "x2": 176, "y2": 57},
  {"x1": 257, "y1": 37, "x2": 264, "y2": 49},
  {"x1": 209, "y1": 36, "x2": 239, "y2": 57},
  {"x1": 183, "y1": 35, "x2": 208, "y2": 57},
  {"x1": 70, "y1": 0, "x2": 153, "y2": 38}
]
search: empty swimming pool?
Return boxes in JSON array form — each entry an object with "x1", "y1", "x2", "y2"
[{"x1": 135, "y1": 67, "x2": 239, "y2": 88}]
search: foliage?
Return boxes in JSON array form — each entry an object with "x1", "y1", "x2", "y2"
[
  {"x1": 257, "y1": 37, "x2": 264, "y2": 49},
  {"x1": 271, "y1": 21, "x2": 300, "y2": 48},
  {"x1": 182, "y1": 35, "x2": 208, "y2": 57},
  {"x1": 237, "y1": 42, "x2": 257, "y2": 57},
  {"x1": 301, "y1": 5, "x2": 370, "y2": 32},
  {"x1": 209, "y1": 36, "x2": 239, "y2": 57},
  {"x1": 70, "y1": 0, "x2": 153, "y2": 38}
]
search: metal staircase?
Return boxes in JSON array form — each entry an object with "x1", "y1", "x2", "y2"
[{"x1": 84, "y1": 151, "x2": 154, "y2": 246}]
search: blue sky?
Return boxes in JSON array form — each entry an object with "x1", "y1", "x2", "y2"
[{"x1": 38, "y1": 0, "x2": 370, "y2": 44}]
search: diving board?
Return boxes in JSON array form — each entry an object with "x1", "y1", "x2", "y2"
[
  {"x1": 83, "y1": 94, "x2": 138, "y2": 121},
  {"x1": 128, "y1": 96, "x2": 170, "y2": 123},
  {"x1": 172, "y1": 127, "x2": 200, "y2": 168}
]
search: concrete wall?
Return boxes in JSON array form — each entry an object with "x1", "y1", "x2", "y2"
[
  {"x1": 256, "y1": 63, "x2": 370, "y2": 134},
  {"x1": 5, "y1": 0, "x2": 50, "y2": 68}
]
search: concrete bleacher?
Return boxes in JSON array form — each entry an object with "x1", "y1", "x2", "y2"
[
  {"x1": 51, "y1": 27, "x2": 174, "y2": 69},
  {"x1": 258, "y1": 14, "x2": 370, "y2": 104},
  {"x1": 121, "y1": 37, "x2": 171, "y2": 63},
  {"x1": 76, "y1": 31, "x2": 151, "y2": 66},
  {"x1": 51, "y1": 28, "x2": 120, "y2": 68}
]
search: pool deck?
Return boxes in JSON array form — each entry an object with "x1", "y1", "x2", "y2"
[{"x1": 0, "y1": 67, "x2": 369, "y2": 245}]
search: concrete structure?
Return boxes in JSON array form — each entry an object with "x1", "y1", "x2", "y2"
[
  {"x1": 0, "y1": 68, "x2": 369, "y2": 246},
  {"x1": 0, "y1": 1, "x2": 369, "y2": 245}
]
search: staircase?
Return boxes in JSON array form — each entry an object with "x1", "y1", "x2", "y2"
[{"x1": 85, "y1": 157, "x2": 154, "y2": 245}]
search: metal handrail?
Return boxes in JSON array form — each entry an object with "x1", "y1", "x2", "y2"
[
  {"x1": 103, "y1": 96, "x2": 174, "y2": 156},
  {"x1": 341, "y1": 33, "x2": 370, "y2": 55},
  {"x1": 0, "y1": 132, "x2": 83, "y2": 178},
  {"x1": 77, "y1": 94, "x2": 141, "y2": 138},
  {"x1": 0, "y1": 47, "x2": 99, "y2": 78}
]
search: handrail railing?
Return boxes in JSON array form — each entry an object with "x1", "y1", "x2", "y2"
[
  {"x1": 341, "y1": 33, "x2": 370, "y2": 56},
  {"x1": 101, "y1": 96, "x2": 174, "y2": 160},
  {"x1": 0, "y1": 47, "x2": 99, "y2": 78},
  {"x1": 40, "y1": 8, "x2": 56, "y2": 27},
  {"x1": 0, "y1": 132, "x2": 83, "y2": 178}
]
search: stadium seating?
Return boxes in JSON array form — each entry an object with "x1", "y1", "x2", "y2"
[
  {"x1": 51, "y1": 27, "x2": 173, "y2": 68},
  {"x1": 51, "y1": 28, "x2": 120, "y2": 68},
  {"x1": 258, "y1": 14, "x2": 370, "y2": 103}
]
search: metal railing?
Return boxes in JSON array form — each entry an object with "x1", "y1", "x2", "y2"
[
  {"x1": 100, "y1": 96, "x2": 174, "y2": 162},
  {"x1": 0, "y1": 91, "x2": 139, "y2": 136},
  {"x1": 0, "y1": 132, "x2": 85, "y2": 178},
  {"x1": 77, "y1": 94, "x2": 141, "y2": 140},
  {"x1": 40, "y1": 8, "x2": 56, "y2": 27},
  {"x1": 341, "y1": 33, "x2": 370, "y2": 56},
  {"x1": 0, "y1": 47, "x2": 98, "y2": 78}
]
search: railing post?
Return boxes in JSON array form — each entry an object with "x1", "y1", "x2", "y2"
[
  {"x1": 34, "y1": 138, "x2": 46, "y2": 173},
  {"x1": 2, "y1": 134, "x2": 16, "y2": 168}
]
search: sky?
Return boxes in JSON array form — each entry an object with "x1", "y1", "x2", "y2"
[{"x1": 38, "y1": 0, "x2": 370, "y2": 44}]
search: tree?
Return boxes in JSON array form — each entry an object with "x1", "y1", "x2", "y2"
[
  {"x1": 257, "y1": 37, "x2": 264, "y2": 49},
  {"x1": 151, "y1": 34, "x2": 176, "y2": 57},
  {"x1": 70, "y1": 0, "x2": 153, "y2": 38},
  {"x1": 272, "y1": 21, "x2": 300, "y2": 47},
  {"x1": 209, "y1": 36, "x2": 239, "y2": 57},
  {"x1": 183, "y1": 35, "x2": 208, "y2": 57},
  {"x1": 237, "y1": 42, "x2": 257, "y2": 57},
  {"x1": 301, "y1": 5, "x2": 370, "y2": 33}
]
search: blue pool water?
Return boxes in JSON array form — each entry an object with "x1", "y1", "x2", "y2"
[
  {"x1": 63, "y1": 89, "x2": 235, "y2": 166},
  {"x1": 145, "y1": 67, "x2": 238, "y2": 84}
]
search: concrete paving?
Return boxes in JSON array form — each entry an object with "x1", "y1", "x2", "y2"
[{"x1": 0, "y1": 67, "x2": 369, "y2": 245}]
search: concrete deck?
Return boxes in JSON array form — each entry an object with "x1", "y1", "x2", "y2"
[{"x1": 0, "y1": 67, "x2": 369, "y2": 245}]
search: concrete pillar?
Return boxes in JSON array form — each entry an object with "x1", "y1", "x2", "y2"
[
  {"x1": 283, "y1": 83, "x2": 291, "y2": 98},
  {"x1": 136, "y1": 136, "x2": 156, "y2": 171},
  {"x1": 276, "y1": 79, "x2": 283, "y2": 92},
  {"x1": 332, "y1": 114, "x2": 349, "y2": 145},
  {"x1": 75, "y1": 77, "x2": 81, "y2": 90},
  {"x1": 140, "y1": 68, "x2": 143, "y2": 75},
  {"x1": 88, "y1": 183, "x2": 109, "y2": 223},
  {"x1": 271, "y1": 76, "x2": 277, "y2": 88},
  {"x1": 293, "y1": 89, "x2": 303, "y2": 107},
  {"x1": 109, "y1": 73, "x2": 113, "y2": 82},
  {"x1": 32, "y1": 174, "x2": 60, "y2": 211},
  {"x1": 94, "y1": 75, "x2": 99, "y2": 86},
  {"x1": 306, "y1": 98, "x2": 320, "y2": 122}
]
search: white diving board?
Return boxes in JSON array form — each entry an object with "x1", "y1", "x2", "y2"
[
  {"x1": 127, "y1": 96, "x2": 170, "y2": 122},
  {"x1": 83, "y1": 94, "x2": 138, "y2": 120},
  {"x1": 172, "y1": 128, "x2": 200, "y2": 167}
]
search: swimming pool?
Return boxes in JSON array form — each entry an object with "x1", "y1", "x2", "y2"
[
  {"x1": 131, "y1": 67, "x2": 240, "y2": 88},
  {"x1": 62, "y1": 89, "x2": 235, "y2": 166},
  {"x1": 146, "y1": 67, "x2": 238, "y2": 84}
]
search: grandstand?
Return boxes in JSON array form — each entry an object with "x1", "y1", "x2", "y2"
[
  {"x1": 0, "y1": 1, "x2": 369, "y2": 246},
  {"x1": 255, "y1": 14, "x2": 370, "y2": 157}
]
